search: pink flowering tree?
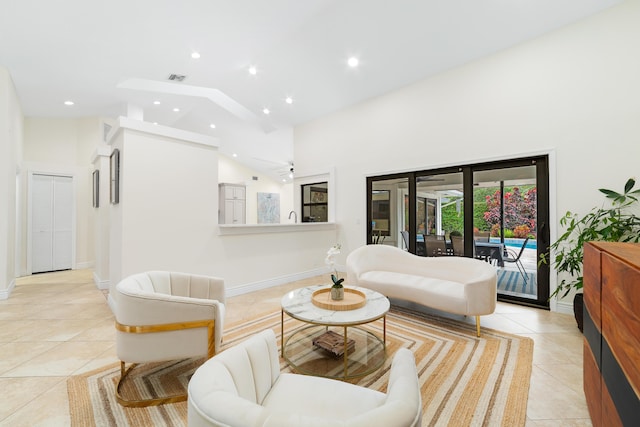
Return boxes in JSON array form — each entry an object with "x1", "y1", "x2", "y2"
[{"x1": 484, "y1": 187, "x2": 537, "y2": 237}]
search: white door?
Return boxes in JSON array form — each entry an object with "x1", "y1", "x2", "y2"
[{"x1": 31, "y1": 174, "x2": 73, "y2": 273}]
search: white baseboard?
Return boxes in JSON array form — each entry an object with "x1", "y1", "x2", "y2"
[
  {"x1": 76, "y1": 261, "x2": 95, "y2": 270},
  {"x1": 93, "y1": 272, "x2": 110, "y2": 290},
  {"x1": 107, "y1": 294, "x2": 117, "y2": 314},
  {"x1": 555, "y1": 300, "x2": 574, "y2": 315},
  {"x1": 0, "y1": 279, "x2": 16, "y2": 300},
  {"x1": 226, "y1": 268, "x2": 327, "y2": 298}
]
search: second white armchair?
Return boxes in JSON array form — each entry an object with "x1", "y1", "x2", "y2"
[{"x1": 188, "y1": 329, "x2": 422, "y2": 427}]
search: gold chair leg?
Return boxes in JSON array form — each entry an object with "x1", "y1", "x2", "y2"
[
  {"x1": 476, "y1": 316, "x2": 481, "y2": 337},
  {"x1": 116, "y1": 361, "x2": 188, "y2": 408}
]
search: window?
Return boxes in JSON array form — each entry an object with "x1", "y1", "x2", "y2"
[{"x1": 301, "y1": 182, "x2": 328, "y2": 222}]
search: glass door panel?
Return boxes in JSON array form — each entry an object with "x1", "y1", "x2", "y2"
[
  {"x1": 473, "y1": 165, "x2": 538, "y2": 301},
  {"x1": 416, "y1": 172, "x2": 463, "y2": 256},
  {"x1": 369, "y1": 177, "x2": 408, "y2": 247}
]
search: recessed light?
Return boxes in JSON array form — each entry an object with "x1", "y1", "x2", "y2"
[
  {"x1": 153, "y1": 100, "x2": 161, "y2": 105},
  {"x1": 232, "y1": 153, "x2": 238, "y2": 158},
  {"x1": 153, "y1": 122, "x2": 158, "y2": 125},
  {"x1": 209, "y1": 123, "x2": 216, "y2": 129},
  {"x1": 348, "y1": 57, "x2": 359, "y2": 67},
  {"x1": 285, "y1": 97, "x2": 293, "y2": 104},
  {"x1": 64, "y1": 100, "x2": 74, "y2": 106},
  {"x1": 282, "y1": 178, "x2": 286, "y2": 183},
  {"x1": 191, "y1": 52, "x2": 201, "y2": 59},
  {"x1": 248, "y1": 66, "x2": 257, "y2": 75},
  {"x1": 262, "y1": 108, "x2": 270, "y2": 115},
  {"x1": 173, "y1": 107, "x2": 180, "y2": 112}
]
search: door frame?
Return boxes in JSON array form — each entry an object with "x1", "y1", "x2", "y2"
[
  {"x1": 27, "y1": 170, "x2": 77, "y2": 275},
  {"x1": 468, "y1": 156, "x2": 550, "y2": 308}
]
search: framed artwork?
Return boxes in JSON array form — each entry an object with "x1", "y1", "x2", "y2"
[
  {"x1": 92, "y1": 169, "x2": 99, "y2": 208},
  {"x1": 110, "y1": 149, "x2": 120, "y2": 204},
  {"x1": 257, "y1": 192, "x2": 280, "y2": 224},
  {"x1": 310, "y1": 187, "x2": 327, "y2": 203}
]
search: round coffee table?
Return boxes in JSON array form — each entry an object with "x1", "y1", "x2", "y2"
[{"x1": 280, "y1": 285, "x2": 390, "y2": 379}]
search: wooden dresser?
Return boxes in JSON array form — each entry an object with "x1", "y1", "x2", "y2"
[{"x1": 583, "y1": 242, "x2": 640, "y2": 426}]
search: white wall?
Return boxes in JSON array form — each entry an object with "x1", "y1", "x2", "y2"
[
  {"x1": 91, "y1": 146, "x2": 111, "y2": 289},
  {"x1": 0, "y1": 67, "x2": 23, "y2": 298},
  {"x1": 218, "y1": 154, "x2": 294, "y2": 224},
  {"x1": 294, "y1": 0, "x2": 640, "y2": 307},
  {"x1": 20, "y1": 118, "x2": 99, "y2": 274},
  {"x1": 108, "y1": 122, "x2": 337, "y2": 295}
]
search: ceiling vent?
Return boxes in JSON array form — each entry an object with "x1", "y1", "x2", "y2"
[{"x1": 168, "y1": 74, "x2": 187, "y2": 82}]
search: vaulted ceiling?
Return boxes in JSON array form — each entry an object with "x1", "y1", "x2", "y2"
[{"x1": 0, "y1": 0, "x2": 621, "y2": 180}]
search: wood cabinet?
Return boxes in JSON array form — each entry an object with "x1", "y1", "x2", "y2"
[
  {"x1": 219, "y1": 183, "x2": 246, "y2": 224},
  {"x1": 583, "y1": 242, "x2": 640, "y2": 427}
]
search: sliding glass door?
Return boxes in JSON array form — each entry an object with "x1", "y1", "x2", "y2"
[
  {"x1": 471, "y1": 158, "x2": 549, "y2": 306},
  {"x1": 367, "y1": 156, "x2": 549, "y2": 308}
]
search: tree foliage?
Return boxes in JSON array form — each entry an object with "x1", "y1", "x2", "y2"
[{"x1": 483, "y1": 186, "x2": 537, "y2": 236}]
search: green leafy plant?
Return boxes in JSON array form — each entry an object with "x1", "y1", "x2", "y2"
[
  {"x1": 541, "y1": 178, "x2": 640, "y2": 299},
  {"x1": 331, "y1": 274, "x2": 344, "y2": 288}
]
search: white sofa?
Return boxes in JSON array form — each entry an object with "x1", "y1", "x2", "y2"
[
  {"x1": 188, "y1": 329, "x2": 422, "y2": 427},
  {"x1": 346, "y1": 244, "x2": 496, "y2": 336}
]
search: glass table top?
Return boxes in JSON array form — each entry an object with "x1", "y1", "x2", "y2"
[{"x1": 281, "y1": 284, "x2": 390, "y2": 326}]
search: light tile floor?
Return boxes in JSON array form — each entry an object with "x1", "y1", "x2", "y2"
[{"x1": 0, "y1": 269, "x2": 591, "y2": 426}]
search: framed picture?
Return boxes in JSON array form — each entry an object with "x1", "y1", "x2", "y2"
[
  {"x1": 310, "y1": 187, "x2": 327, "y2": 203},
  {"x1": 92, "y1": 169, "x2": 99, "y2": 208},
  {"x1": 110, "y1": 149, "x2": 120, "y2": 204}
]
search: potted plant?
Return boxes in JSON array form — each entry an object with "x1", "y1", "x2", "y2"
[
  {"x1": 325, "y1": 244, "x2": 345, "y2": 300},
  {"x1": 541, "y1": 178, "x2": 640, "y2": 331}
]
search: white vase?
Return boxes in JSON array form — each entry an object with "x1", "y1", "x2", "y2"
[{"x1": 331, "y1": 286, "x2": 344, "y2": 301}]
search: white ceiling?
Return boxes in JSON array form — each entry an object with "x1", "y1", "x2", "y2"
[{"x1": 0, "y1": 0, "x2": 621, "y2": 180}]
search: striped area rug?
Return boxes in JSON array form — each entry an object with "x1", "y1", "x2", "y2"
[
  {"x1": 68, "y1": 307, "x2": 533, "y2": 427},
  {"x1": 497, "y1": 270, "x2": 537, "y2": 296}
]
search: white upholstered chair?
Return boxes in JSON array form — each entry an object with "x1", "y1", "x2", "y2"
[
  {"x1": 114, "y1": 271, "x2": 225, "y2": 407},
  {"x1": 188, "y1": 329, "x2": 422, "y2": 427}
]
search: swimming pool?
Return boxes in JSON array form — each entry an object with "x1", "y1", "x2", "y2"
[{"x1": 490, "y1": 238, "x2": 537, "y2": 250}]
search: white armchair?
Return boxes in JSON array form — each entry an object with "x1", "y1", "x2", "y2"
[
  {"x1": 188, "y1": 329, "x2": 422, "y2": 427},
  {"x1": 114, "y1": 271, "x2": 225, "y2": 407}
]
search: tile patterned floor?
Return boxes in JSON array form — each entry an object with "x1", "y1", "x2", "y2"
[{"x1": 0, "y1": 269, "x2": 591, "y2": 426}]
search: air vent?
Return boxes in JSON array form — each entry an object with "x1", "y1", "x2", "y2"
[{"x1": 168, "y1": 74, "x2": 187, "y2": 82}]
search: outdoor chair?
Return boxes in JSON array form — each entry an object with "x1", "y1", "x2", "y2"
[
  {"x1": 503, "y1": 237, "x2": 530, "y2": 283},
  {"x1": 451, "y1": 235, "x2": 464, "y2": 256},
  {"x1": 401, "y1": 231, "x2": 410, "y2": 250},
  {"x1": 424, "y1": 236, "x2": 448, "y2": 256}
]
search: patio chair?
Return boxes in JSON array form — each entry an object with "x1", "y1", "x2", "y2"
[
  {"x1": 424, "y1": 236, "x2": 448, "y2": 256},
  {"x1": 451, "y1": 235, "x2": 464, "y2": 256},
  {"x1": 503, "y1": 237, "x2": 530, "y2": 284},
  {"x1": 401, "y1": 231, "x2": 410, "y2": 250}
]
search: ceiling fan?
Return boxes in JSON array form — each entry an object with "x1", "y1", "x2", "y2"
[{"x1": 250, "y1": 157, "x2": 294, "y2": 180}]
